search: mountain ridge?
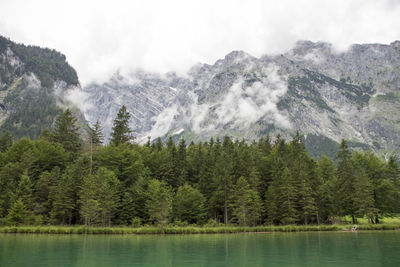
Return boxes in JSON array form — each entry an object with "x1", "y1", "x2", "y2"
[
  {"x1": 1, "y1": 34, "x2": 400, "y2": 159},
  {"x1": 83, "y1": 39, "x2": 400, "y2": 159}
]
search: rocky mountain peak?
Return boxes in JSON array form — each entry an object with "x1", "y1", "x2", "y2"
[{"x1": 80, "y1": 40, "x2": 400, "y2": 159}]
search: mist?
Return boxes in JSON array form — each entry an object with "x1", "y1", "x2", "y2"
[
  {"x1": 146, "y1": 64, "x2": 290, "y2": 140},
  {"x1": 1, "y1": 0, "x2": 399, "y2": 85}
]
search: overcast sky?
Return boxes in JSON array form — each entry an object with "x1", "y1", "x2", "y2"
[{"x1": 0, "y1": 0, "x2": 399, "y2": 85}]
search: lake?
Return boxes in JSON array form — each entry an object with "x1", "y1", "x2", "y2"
[{"x1": 1, "y1": 231, "x2": 399, "y2": 266}]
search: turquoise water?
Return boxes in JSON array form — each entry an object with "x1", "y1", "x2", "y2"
[{"x1": 1, "y1": 231, "x2": 399, "y2": 266}]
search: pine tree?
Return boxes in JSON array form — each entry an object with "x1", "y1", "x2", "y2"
[
  {"x1": 34, "y1": 167, "x2": 60, "y2": 221},
  {"x1": 50, "y1": 158, "x2": 89, "y2": 224},
  {"x1": 278, "y1": 168, "x2": 298, "y2": 225},
  {"x1": 110, "y1": 105, "x2": 133, "y2": 146},
  {"x1": 316, "y1": 156, "x2": 337, "y2": 223},
  {"x1": 97, "y1": 168, "x2": 120, "y2": 226},
  {"x1": 14, "y1": 172, "x2": 34, "y2": 211},
  {"x1": 89, "y1": 120, "x2": 104, "y2": 146},
  {"x1": 79, "y1": 173, "x2": 100, "y2": 226},
  {"x1": 6, "y1": 172, "x2": 34, "y2": 225},
  {"x1": 232, "y1": 177, "x2": 262, "y2": 226},
  {"x1": 146, "y1": 179, "x2": 173, "y2": 227},
  {"x1": 118, "y1": 175, "x2": 149, "y2": 225},
  {"x1": 52, "y1": 109, "x2": 81, "y2": 156},
  {"x1": 50, "y1": 172, "x2": 76, "y2": 225},
  {"x1": 6, "y1": 199, "x2": 28, "y2": 225},
  {"x1": 353, "y1": 168, "x2": 376, "y2": 223},
  {"x1": 386, "y1": 157, "x2": 400, "y2": 214},
  {"x1": 336, "y1": 139, "x2": 357, "y2": 224}
]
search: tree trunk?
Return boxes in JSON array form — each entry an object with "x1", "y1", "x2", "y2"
[
  {"x1": 224, "y1": 200, "x2": 228, "y2": 225},
  {"x1": 352, "y1": 214, "x2": 355, "y2": 224}
]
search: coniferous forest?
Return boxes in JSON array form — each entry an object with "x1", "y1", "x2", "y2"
[{"x1": 0, "y1": 106, "x2": 399, "y2": 228}]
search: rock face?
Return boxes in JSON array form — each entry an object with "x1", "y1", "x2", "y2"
[
  {"x1": 0, "y1": 36, "x2": 85, "y2": 139},
  {"x1": 83, "y1": 40, "x2": 400, "y2": 158}
]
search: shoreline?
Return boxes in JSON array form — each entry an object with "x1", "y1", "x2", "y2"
[{"x1": 1, "y1": 224, "x2": 399, "y2": 235}]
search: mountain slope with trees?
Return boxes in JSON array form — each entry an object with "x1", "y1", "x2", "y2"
[{"x1": 0, "y1": 35, "x2": 84, "y2": 140}]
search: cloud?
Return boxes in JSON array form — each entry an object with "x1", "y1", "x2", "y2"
[
  {"x1": 146, "y1": 64, "x2": 290, "y2": 139},
  {"x1": 214, "y1": 64, "x2": 290, "y2": 129},
  {"x1": 147, "y1": 104, "x2": 179, "y2": 139},
  {"x1": 0, "y1": 0, "x2": 399, "y2": 85}
]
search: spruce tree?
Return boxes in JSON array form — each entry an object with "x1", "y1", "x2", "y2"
[
  {"x1": 89, "y1": 120, "x2": 104, "y2": 146},
  {"x1": 232, "y1": 177, "x2": 262, "y2": 226},
  {"x1": 336, "y1": 139, "x2": 357, "y2": 224},
  {"x1": 97, "y1": 168, "x2": 120, "y2": 226},
  {"x1": 6, "y1": 199, "x2": 28, "y2": 226},
  {"x1": 146, "y1": 179, "x2": 173, "y2": 227},
  {"x1": 353, "y1": 168, "x2": 376, "y2": 223},
  {"x1": 110, "y1": 105, "x2": 133, "y2": 146},
  {"x1": 52, "y1": 109, "x2": 81, "y2": 156}
]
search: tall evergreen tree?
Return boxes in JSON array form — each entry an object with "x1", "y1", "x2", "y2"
[
  {"x1": 353, "y1": 167, "x2": 376, "y2": 223},
  {"x1": 89, "y1": 120, "x2": 104, "y2": 146},
  {"x1": 110, "y1": 105, "x2": 133, "y2": 146},
  {"x1": 97, "y1": 168, "x2": 120, "y2": 226},
  {"x1": 316, "y1": 156, "x2": 337, "y2": 223},
  {"x1": 52, "y1": 109, "x2": 81, "y2": 156},
  {"x1": 146, "y1": 179, "x2": 173, "y2": 227},
  {"x1": 386, "y1": 157, "x2": 400, "y2": 214},
  {"x1": 232, "y1": 177, "x2": 262, "y2": 226},
  {"x1": 336, "y1": 139, "x2": 357, "y2": 224},
  {"x1": 6, "y1": 172, "x2": 34, "y2": 225}
]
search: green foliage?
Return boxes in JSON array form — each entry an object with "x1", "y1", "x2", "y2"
[
  {"x1": 0, "y1": 132, "x2": 12, "y2": 152},
  {"x1": 6, "y1": 199, "x2": 28, "y2": 226},
  {"x1": 51, "y1": 109, "x2": 82, "y2": 157},
  {"x1": 146, "y1": 179, "x2": 173, "y2": 227},
  {"x1": 110, "y1": 105, "x2": 133, "y2": 146},
  {"x1": 96, "y1": 143, "x2": 144, "y2": 185},
  {"x1": 173, "y1": 183, "x2": 206, "y2": 224},
  {"x1": 0, "y1": 36, "x2": 83, "y2": 141},
  {"x1": 231, "y1": 177, "x2": 262, "y2": 226},
  {"x1": 0, "y1": 35, "x2": 78, "y2": 88},
  {"x1": 89, "y1": 121, "x2": 104, "y2": 146},
  {"x1": 0, "y1": 77, "x2": 63, "y2": 139},
  {"x1": 336, "y1": 140, "x2": 357, "y2": 222},
  {"x1": 0, "y1": 128, "x2": 399, "y2": 228}
]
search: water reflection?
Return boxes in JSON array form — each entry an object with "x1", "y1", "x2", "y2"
[{"x1": 1, "y1": 232, "x2": 400, "y2": 266}]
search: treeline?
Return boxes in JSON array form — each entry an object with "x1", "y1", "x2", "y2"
[{"x1": 0, "y1": 106, "x2": 399, "y2": 227}]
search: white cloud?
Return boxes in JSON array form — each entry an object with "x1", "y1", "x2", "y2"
[
  {"x1": 0, "y1": 0, "x2": 399, "y2": 85},
  {"x1": 146, "y1": 64, "x2": 290, "y2": 139},
  {"x1": 147, "y1": 104, "x2": 179, "y2": 139},
  {"x1": 214, "y1": 64, "x2": 290, "y2": 129}
]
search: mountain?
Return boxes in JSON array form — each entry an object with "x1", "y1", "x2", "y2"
[
  {"x1": 2, "y1": 35, "x2": 399, "y2": 159},
  {"x1": 83, "y1": 40, "x2": 400, "y2": 159},
  {"x1": 0, "y1": 36, "x2": 85, "y2": 139}
]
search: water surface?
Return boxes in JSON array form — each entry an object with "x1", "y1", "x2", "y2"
[{"x1": 1, "y1": 231, "x2": 399, "y2": 266}]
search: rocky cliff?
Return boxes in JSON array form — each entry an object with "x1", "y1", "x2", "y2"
[{"x1": 83, "y1": 40, "x2": 400, "y2": 158}]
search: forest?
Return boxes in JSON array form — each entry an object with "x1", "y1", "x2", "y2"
[{"x1": 0, "y1": 106, "x2": 399, "y2": 227}]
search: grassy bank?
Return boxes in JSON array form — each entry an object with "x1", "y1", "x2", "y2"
[{"x1": 1, "y1": 224, "x2": 399, "y2": 235}]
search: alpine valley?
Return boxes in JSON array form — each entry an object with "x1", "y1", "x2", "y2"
[{"x1": 1, "y1": 35, "x2": 400, "y2": 159}]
